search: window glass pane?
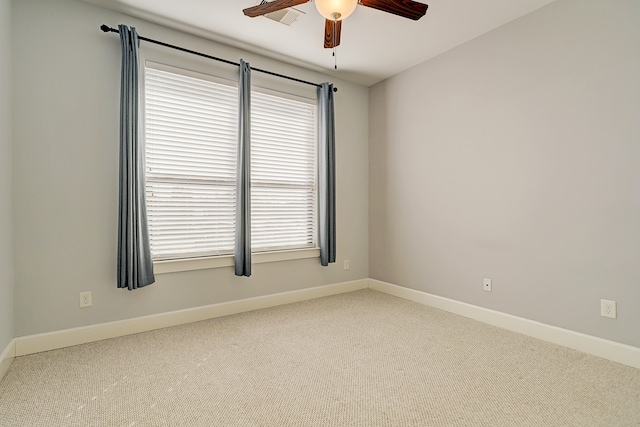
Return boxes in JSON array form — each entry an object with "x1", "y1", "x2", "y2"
[
  {"x1": 251, "y1": 90, "x2": 317, "y2": 252},
  {"x1": 145, "y1": 66, "x2": 237, "y2": 260}
]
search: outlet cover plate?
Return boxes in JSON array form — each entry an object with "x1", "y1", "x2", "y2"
[
  {"x1": 79, "y1": 291, "x2": 92, "y2": 308},
  {"x1": 600, "y1": 299, "x2": 616, "y2": 319},
  {"x1": 483, "y1": 278, "x2": 492, "y2": 292}
]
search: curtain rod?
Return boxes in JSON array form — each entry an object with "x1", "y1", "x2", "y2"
[{"x1": 101, "y1": 25, "x2": 338, "y2": 92}]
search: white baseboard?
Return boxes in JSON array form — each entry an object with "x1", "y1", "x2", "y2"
[
  {"x1": 15, "y1": 279, "x2": 369, "y2": 357},
  {"x1": 369, "y1": 279, "x2": 640, "y2": 370},
  {"x1": 0, "y1": 338, "x2": 16, "y2": 382},
  {"x1": 11, "y1": 278, "x2": 639, "y2": 371}
]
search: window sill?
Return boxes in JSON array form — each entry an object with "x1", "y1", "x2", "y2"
[{"x1": 154, "y1": 248, "x2": 320, "y2": 275}]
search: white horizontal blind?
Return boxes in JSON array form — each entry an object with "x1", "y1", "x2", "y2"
[
  {"x1": 144, "y1": 63, "x2": 318, "y2": 261},
  {"x1": 251, "y1": 90, "x2": 317, "y2": 252},
  {"x1": 145, "y1": 66, "x2": 238, "y2": 260}
]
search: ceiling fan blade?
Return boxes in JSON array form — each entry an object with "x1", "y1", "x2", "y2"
[
  {"x1": 360, "y1": 0, "x2": 428, "y2": 21},
  {"x1": 324, "y1": 19, "x2": 342, "y2": 48},
  {"x1": 243, "y1": 0, "x2": 309, "y2": 18}
]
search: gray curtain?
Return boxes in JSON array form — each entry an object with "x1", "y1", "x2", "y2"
[
  {"x1": 117, "y1": 25, "x2": 155, "y2": 290},
  {"x1": 318, "y1": 83, "x2": 336, "y2": 266},
  {"x1": 235, "y1": 59, "x2": 252, "y2": 277}
]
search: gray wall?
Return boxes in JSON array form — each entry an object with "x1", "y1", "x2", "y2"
[
  {"x1": 369, "y1": 0, "x2": 640, "y2": 347},
  {"x1": 12, "y1": 0, "x2": 369, "y2": 337},
  {"x1": 0, "y1": 0, "x2": 14, "y2": 352}
]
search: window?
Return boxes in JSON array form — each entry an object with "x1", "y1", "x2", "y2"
[
  {"x1": 251, "y1": 89, "x2": 317, "y2": 253},
  {"x1": 144, "y1": 63, "x2": 317, "y2": 262}
]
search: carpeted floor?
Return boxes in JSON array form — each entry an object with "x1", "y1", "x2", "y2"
[{"x1": 0, "y1": 289, "x2": 639, "y2": 426}]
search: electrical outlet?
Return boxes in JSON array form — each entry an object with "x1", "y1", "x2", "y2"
[
  {"x1": 483, "y1": 278, "x2": 492, "y2": 292},
  {"x1": 600, "y1": 299, "x2": 616, "y2": 319},
  {"x1": 343, "y1": 260, "x2": 350, "y2": 270},
  {"x1": 79, "y1": 291, "x2": 92, "y2": 308}
]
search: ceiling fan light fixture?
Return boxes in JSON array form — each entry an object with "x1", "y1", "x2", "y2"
[{"x1": 315, "y1": 0, "x2": 357, "y2": 21}]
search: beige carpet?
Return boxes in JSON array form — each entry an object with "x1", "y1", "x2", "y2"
[{"x1": 0, "y1": 289, "x2": 639, "y2": 426}]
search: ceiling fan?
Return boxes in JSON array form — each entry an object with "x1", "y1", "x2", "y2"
[{"x1": 243, "y1": 0, "x2": 429, "y2": 49}]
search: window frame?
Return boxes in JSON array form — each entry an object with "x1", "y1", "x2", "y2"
[
  {"x1": 249, "y1": 85, "x2": 319, "y2": 254},
  {"x1": 142, "y1": 60, "x2": 321, "y2": 273}
]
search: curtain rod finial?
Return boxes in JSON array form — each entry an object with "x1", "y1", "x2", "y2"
[{"x1": 100, "y1": 24, "x2": 113, "y2": 33}]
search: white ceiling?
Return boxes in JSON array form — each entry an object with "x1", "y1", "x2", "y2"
[{"x1": 85, "y1": 0, "x2": 557, "y2": 86}]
